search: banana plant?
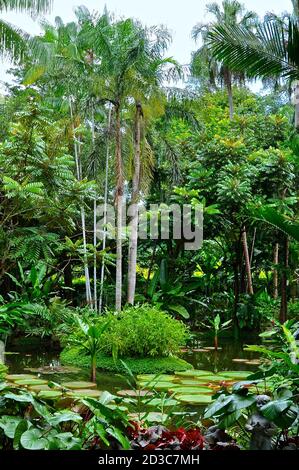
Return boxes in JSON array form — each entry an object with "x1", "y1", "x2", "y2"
[
  {"x1": 67, "y1": 315, "x2": 111, "y2": 382},
  {"x1": 201, "y1": 313, "x2": 232, "y2": 350}
]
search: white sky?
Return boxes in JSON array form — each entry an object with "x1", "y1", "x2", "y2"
[{"x1": 0, "y1": 0, "x2": 293, "y2": 88}]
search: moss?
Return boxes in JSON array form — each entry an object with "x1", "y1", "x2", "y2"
[{"x1": 60, "y1": 347, "x2": 193, "y2": 374}]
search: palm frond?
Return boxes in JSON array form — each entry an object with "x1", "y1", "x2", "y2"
[
  {"x1": 0, "y1": 19, "x2": 27, "y2": 61},
  {"x1": 0, "y1": 0, "x2": 52, "y2": 14},
  {"x1": 208, "y1": 20, "x2": 299, "y2": 81}
]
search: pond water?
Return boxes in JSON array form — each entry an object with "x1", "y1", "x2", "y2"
[{"x1": 2, "y1": 335, "x2": 261, "y2": 396}]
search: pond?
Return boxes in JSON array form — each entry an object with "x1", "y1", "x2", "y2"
[{"x1": 2, "y1": 335, "x2": 261, "y2": 403}]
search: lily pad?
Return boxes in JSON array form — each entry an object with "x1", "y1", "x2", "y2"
[
  {"x1": 137, "y1": 374, "x2": 175, "y2": 382},
  {"x1": 192, "y1": 348, "x2": 211, "y2": 352},
  {"x1": 117, "y1": 389, "x2": 153, "y2": 397},
  {"x1": 176, "y1": 394, "x2": 213, "y2": 405},
  {"x1": 14, "y1": 379, "x2": 48, "y2": 387},
  {"x1": 25, "y1": 366, "x2": 81, "y2": 375},
  {"x1": 38, "y1": 391, "x2": 62, "y2": 400},
  {"x1": 29, "y1": 385, "x2": 58, "y2": 393},
  {"x1": 66, "y1": 389, "x2": 102, "y2": 398},
  {"x1": 62, "y1": 381, "x2": 97, "y2": 390},
  {"x1": 145, "y1": 398, "x2": 178, "y2": 407},
  {"x1": 6, "y1": 374, "x2": 37, "y2": 381},
  {"x1": 170, "y1": 387, "x2": 213, "y2": 395},
  {"x1": 175, "y1": 370, "x2": 213, "y2": 377},
  {"x1": 221, "y1": 371, "x2": 251, "y2": 379}
]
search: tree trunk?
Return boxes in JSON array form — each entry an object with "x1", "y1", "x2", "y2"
[
  {"x1": 91, "y1": 355, "x2": 97, "y2": 383},
  {"x1": 294, "y1": 80, "x2": 299, "y2": 130},
  {"x1": 224, "y1": 68, "x2": 234, "y2": 120},
  {"x1": 69, "y1": 98, "x2": 92, "y2": 304},
  {"x1": 91, "y1": 104, "x2": 98, "y2": 311},
  {"x1": 241, "y1": 226, "x2": 254, "y2": 295},
  {"x1": 273, "y1": 242, "x2": 279, "y2": 300},
  {"x1": 115, "y1": 103, "x2": 123, "y2": 312},
  {"x1": 127, "y1": 102, "x2": 142, "y2": 305},
  {"x1": 279, "y1": 236, "x2": 289, "y2": 323},
  {"x1": 99, "y1": 107, "x2": 112, "y2": 313}
]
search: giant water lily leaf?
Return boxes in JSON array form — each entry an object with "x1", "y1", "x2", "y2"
[
  {"x1": 6, "y1": 374, "x2": 37, "y2": 381},
  {"x1": 14, "y1": 379, "x2": 48, "y2": 387},
  {"x1": 175, "y1": 370, "x2": 213, "y2": 377},
  {"x1": 117, "y1": 389, "x2": 153, "y2": 397},
  {"x1": 176, "y1": 394, "x2": 212, "y2": 405},
  {"x1": 38, "y1": 391, "x2": 63, "y2": 400},
  {"x1": 137, "y1": 374, "x2": 176, "y2": 382},
  {"x1": 62, "y1": 381, "x2": 97, "y2": 390},
  {"x1": 145, "y1": 398, "x2": 178, "y2": 407},
  {"x1": 66, "y1": 389, "x2": 102, "y2": 398},
  {"x1": 178, "y1": 379, "x2": 215, "y2": 386},
  {"x1": 20, "y1": 428, "x2": 48, "y2": 450},
  {"x1": 170, "y1": 386, "x2": 213, "y2": 395},
  {"x1": 29, "y1": 384, "x2": 59, "y2": 393},
  {"x1": 221, "y1": 371, "x2": 251, "y2": 379}
]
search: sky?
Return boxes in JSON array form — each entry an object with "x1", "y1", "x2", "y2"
[{"x1": 0, "y1": 0, "x2": 293, "y2": 88}]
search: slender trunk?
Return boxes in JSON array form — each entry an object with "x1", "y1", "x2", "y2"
[
  {"x1": 250, "y1": 227, "x2": 257, "y2": 267},
  {"x1": 273, "y1": 242, "x2": 279, "y2": 300},
  {"x1": 127, "y1": 102, "x2": 142, "y2": 305},
  {"x1": 91, "y1": 355, "x2": 97, "y2": 383},
  {"x1": 294, "y1": 81, "x2": 299, "y2": 130},
  {"x1": 99, "y1": 107, "x2": 112, "y2": 314},
  {"x1": 214, "y1": 335, "x2": 218, "y2": 351},
  {"x1": 115, "y1": 103, "x2": 123, "y2": 312},
  {"x1": 91, "y1": 104, "x2": 97, "y2": 311},
  {"x1": 241, "y1": 226, "x2": 254, "y2": 295},
  {"x1": 225, "y1": 68, "x2": 234, "y2": 120},
  {"x1": 279, "y1": 236, "x2": 289, "y2": 323},
  {"x1": 69, "y1": 98, "x2": 92, "y2": 304},
  {"x1": 145, "y1": 241, "x2": 157, "y2": 295}
]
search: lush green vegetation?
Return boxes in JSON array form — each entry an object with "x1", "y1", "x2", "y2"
[{"x1": 0, "y1": 0, "x2": 299, "y2": 453}]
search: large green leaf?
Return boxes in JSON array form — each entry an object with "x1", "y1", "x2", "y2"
[{"x1": 20, "y1": 428, "x2": 48, "y2": 450}]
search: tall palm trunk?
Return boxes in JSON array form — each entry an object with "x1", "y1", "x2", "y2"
[
  {"x1": 224, "y1": 67, "x2": 234, "y2": 120},
  {"x1": 279, "y1": 236, "x2": 289, "y2": 323},
  {"x1": 273, "y1": 242, "x2": 279, "y2": 299},
  {"x1": 91, "y1": 104, "x2": 97, "y2": 311},
  {"x1": 294, "y1": 80, "x2": 299, "y2": 130},
  {"x1": 127, "y1": 102, "x2": 142, "y2": 305},
  {"x1": 115, "y1": 102, "x2": 123, "y2": 311},
  {"x1": 241, "y1": 226, "x2": 253, "y2": 295},
  {"x1": 99, "y1": 107, "x2": 112, "y2": 314},
  {"x1": 69, "y1": 98, "x2": 92, "y2": 304}
]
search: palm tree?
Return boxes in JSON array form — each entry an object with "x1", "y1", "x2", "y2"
[
  {"x1": 207, "y1": 3, "x2": 299, "y2": 126},
  {"x1": 0, "y1": 0, "x2": 52, "y2": 61},
  {"x1": 192, "y1": 0, "x2": 257, "y2": 119}
]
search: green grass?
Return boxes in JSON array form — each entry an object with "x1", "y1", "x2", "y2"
[{"x1": 60, "y1": 347, "x2": 193, "y2": 374}]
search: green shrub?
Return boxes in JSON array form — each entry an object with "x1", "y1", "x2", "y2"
[
  {"x1": 99, "y1": 304, "x2": 189, "y2": 358},
  {"x1": 61, "y1": 347, "x2": 193, "y2": 374}
]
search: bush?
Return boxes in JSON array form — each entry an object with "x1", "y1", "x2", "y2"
[
  {"x1": 99, "y1": 304, "x2": 189, "y2": 358},
  {"x1": 61, "y1": 347, "x2": 193, "y2": 374}
]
